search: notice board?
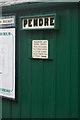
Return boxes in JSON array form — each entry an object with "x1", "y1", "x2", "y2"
[
  {"x1": 0, "y1": 28, "x2": 15, "y2": 99},
  {"x1": 32, "y1": 40, "x2": 48, "y2": 59}
]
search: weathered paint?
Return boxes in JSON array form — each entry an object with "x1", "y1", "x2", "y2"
[{"x1": 2, "y1": 2, "x2": 79, "y2": 119}]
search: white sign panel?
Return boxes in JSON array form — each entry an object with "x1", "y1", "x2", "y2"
[
  {"x1": 32, "y1": 40, "x2": 48, "y2": 59},
  {"x1": 0, "y1": 28, "x2": 15, "y2": 99},
  {"x1": 0, "y1": 15, "x2": 15, "y2": 27},
  {"x1": 22, "y1": 16, "x2": 55, "y2": 29}
]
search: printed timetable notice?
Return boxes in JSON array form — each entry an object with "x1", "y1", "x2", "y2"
[{"x1": 0, "y1": 28, "x2": 15, "y2": 99}]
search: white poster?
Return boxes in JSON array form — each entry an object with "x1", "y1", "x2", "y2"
[
  {"x1": 32, "y1": 40, "x2": 48, "y2": 59},
  {"x1": 0, "y1": 28, "x2": 15, "y2": 99}
]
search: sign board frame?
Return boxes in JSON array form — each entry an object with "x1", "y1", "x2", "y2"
[
  {"x1": 20, "y1": 14, "x2": 59, "y2": 30},
  {"x1": 0, "y1": 15, "x2": 16, "y2": 28}
]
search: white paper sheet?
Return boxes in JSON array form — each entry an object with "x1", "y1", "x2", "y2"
[{"x1": 0, "y1": 28, "x2": 15, "y2": 99}]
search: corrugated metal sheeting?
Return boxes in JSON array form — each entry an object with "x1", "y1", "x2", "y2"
[{"x1": 2, "y1": 2, "x2": 79, "y2": 119}]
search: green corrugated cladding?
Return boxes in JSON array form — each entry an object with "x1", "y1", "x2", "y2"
[{"x1": 2, "y1": 2, "x2": 79, "y2": 119}]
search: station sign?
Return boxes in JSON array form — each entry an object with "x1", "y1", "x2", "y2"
[
  {"x1": 21, "y1": 15, "x2": 57, "y2": 30},
  {"x1": 0, "y1": 15, "x2": 15, "y2": 27}
]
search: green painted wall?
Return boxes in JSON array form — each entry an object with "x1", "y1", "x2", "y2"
[{"x1": 2, "y1": 3, "x2": 79, "y2": 119}]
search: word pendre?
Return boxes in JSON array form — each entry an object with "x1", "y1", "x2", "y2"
[{"x1": 22, "y1": 16, "x2": 55, "y2": 29}]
